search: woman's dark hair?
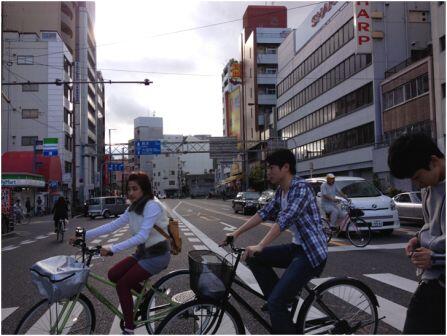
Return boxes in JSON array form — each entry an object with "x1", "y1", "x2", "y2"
[
  {"x1": 56, "y1": 197, "x2": 66, "y2": 206},
  {"x1": 388, "y1": 133, "x2": 444, "y2": 179},
  {"x1": 266, "y1": 149, "x2": 297, "y2": 175},
  {"x1": 127, "y1": 172, "x2": 154, "y2": 215}
]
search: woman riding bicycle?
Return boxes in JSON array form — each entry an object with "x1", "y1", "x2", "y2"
[
  {"x1": 70, "y1": 172, "x2": 170, "y2": 335},
  {"x1": 52, "y1": 196, "x2": 69, "y2": 232},
  {"x1": 222, "y1": 149, "x2": 328, "y2": 334}
]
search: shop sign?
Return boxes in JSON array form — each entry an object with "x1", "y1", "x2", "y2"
[
  {"x1": 2, "y1": 188, "x2": 12, "y2": 212},
  {"x1": 311, "y1": 2, "x2": 338, "y2": 27},
  {"x1": 1, "y1": 179, "x2": 45, "y2": 187},
  {"x1": 354, "y1": 1, "x2": 372, "y2": 53}
]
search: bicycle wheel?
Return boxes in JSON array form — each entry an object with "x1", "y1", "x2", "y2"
[
  {"x1": 154, "y1": 299, "x2": 245, "y2": 334},
  {"x1": 347, "y1": 218, "x2": 371, "y2": 247},
  {"x1": 142, "y1": 269, "x2": 195, "y2": 333},
  {"x1": 297, "y1": 278, "x2": 378, "y2": 334},
  {"x1": 15, "y1": 293, "x2": 95, "y2": 334},
  {"x1": 320, "y1": 218, "x2": 332, "y2": 243}
]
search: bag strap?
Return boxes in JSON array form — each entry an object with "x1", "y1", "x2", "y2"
[{"x1": 154, "y1": 225, "x2": 170, "y2": 240}]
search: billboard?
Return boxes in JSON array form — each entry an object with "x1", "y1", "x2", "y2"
[
  {"x1": 354, "y1": 1, "x2": 372, "y2": 54},
  {"x1": 227, "y1": 87, "x2": 241, "y2": 139}
]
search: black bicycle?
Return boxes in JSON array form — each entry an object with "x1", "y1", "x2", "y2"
[
  {"x1": 55, "y1": 219, "x2": 66, "y2": 242},
  {"x1": 153, "y1": 238, "x2": 380, "y2": 334}
]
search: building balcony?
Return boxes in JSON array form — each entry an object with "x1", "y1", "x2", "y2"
[
  {"x1": 257, "y1": 53, "x2": 277, "y2": 65},
  {"x1": 63, "y1": 96, "x2": 73, "y2": 111},
  {"x1": 87, "y1": 111, "x2": 96, "y2": 124},
  {"x1": 256, "y1": 34, "x2": 284, "y2": 44},
  {"x1": 87, "y1": 130, "x2": 97, "y2": 143},
  {"x1": 258, "y1": 93, "x2": 276, "y2": 105},
  {"x1": 257, "y1": 73, "x2": 276, "y2": 85}
]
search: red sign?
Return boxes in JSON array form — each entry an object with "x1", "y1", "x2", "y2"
[
  {"x1": 2, "y1": 188, "x2": 12, "y2": 213},
  {"x1": 311, "y1": 2, "x2": 338, "y2": 27},
  {"x1": 354, "y1": 1, "x2": 372, "y2": 53}
]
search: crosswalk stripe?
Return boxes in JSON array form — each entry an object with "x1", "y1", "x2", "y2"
[
  {"x1": 364, "y1": 273, "x2": 418, "y2": 293},
  {"x1": 2, "y1": 245, "x2": 17, "y2": 251},
  {"x1": 2, "y1": 307, "x2": 18, "y2": 321},
  {"x1": 91, "y1": 239, "x2": 102, "y2": 244},
  {"x1": 193, "y1": 245, "x2": 208, "y2": 250},
  {"x1": 20, "y1": 240, "x2": 36, "y2": 245},
  {"x1": 107, "y1": 238, "x2": 120, "y2": 243},
  {"x1": 35, "y1": 235, "x2": 48, "y2": 240},
  {"x1": 183, "y1": 232, "x2": 194, "y2": 236},
  {"x1": 328, "y1": 242, "x2": 407, "y2": 252}
]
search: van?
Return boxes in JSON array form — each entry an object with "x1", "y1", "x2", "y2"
[
  {"x1": 88, "y1": 196, "x2": 127, "y2": 219},
  {"x1": 306, "y1": 176, "x2": 400, "y2": 234}
]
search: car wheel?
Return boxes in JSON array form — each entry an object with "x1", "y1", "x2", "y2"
[
  {"x1": 103, "y1": 210, "x2": 111, "y2": 219},
  {"x1": 242, "y1": 207, "x2": 247, "y2": 215}
]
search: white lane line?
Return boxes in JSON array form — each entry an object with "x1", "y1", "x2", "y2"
[
  {"x1": 180, "y1": 228, "x2": 190, "y2": 232},
  {"x1": 193, "y1": 245, "x2": 208, "y2": 250},
  {"x1": 171, "y1": 201, "x2": 261, "y2": 293},
  {"x1": 187, "y1": 238, "x2": 201, "y2": 243},
  {"x1": 220, "y1": 221, "x2": 237, "y2": 232},
  {"x1": 107, "y1": 238, "x2": 119, "y2": 243},
  {"x1": 91, "y1": 239, "x2": 102, "y2": 244},
  {"x1": 2, "y1": 307, "x2": 18, "y2": 321},
  {"x1": 100, "y1": 234, "x2": 109, "y2": 238},
  {"x1": 328, "y1": 243, "x2": 407, "y2": 252},
  {"x1": 2, "y1": 245, "x2": 17, "y2": 251},
  {"x1": 35, "y1": 235, "x2": 48, "y2": 240},
  {"x1": 20, "y1": 240, "x2": 36, "y2": 245},
  {"x1": 364, "y1": 273, "x2": 418, "y2": 293},
  {"x1": 199, "y1": 216, "x2": 212, "y2": 221},
  {"x1": 183, "y1": 232, "x2": 195, "y2": 236},
  {"x1": 47, "y1": 232, "x2": 56, "y2": 235},
  {"x1": 310, "y1": 277, "x2": 407, "y2": 331},
  {"x1": 113, "y1": 233, "x2": 125, "y2": 237}
]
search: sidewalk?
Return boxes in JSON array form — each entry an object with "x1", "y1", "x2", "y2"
[{"x1": 2, "y1": 214, "x2": 53, "y2": 239}]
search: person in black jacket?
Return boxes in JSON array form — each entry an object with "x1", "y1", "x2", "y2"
[{"x1": 52, "y1": 197, "x2": 69, "y2": 232}]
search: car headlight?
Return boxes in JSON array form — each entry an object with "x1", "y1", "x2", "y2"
[{"x1": 390, "y1": 200, "x2": 396, "y2": 211}]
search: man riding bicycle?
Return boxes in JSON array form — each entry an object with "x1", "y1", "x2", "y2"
[
  {"x1": 222, "y1": 149, "x2": 327, "y2": 334},
  {"x1": 320, "y1": 173, "x2": 349, "y2": 230}
]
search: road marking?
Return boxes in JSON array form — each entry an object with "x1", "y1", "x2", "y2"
[
  {"x1": 219, "y1": 221, "x2": 237, "y2": 232},
  {"x1": 107, "y1": 238, "x2": 120, "y2": 243},
  {"x1": 91, "y1": 239, "x2": 102, "y2": 244},
  {"x1": 199, "y1": 216, "x2": 212, "y2": 221},
  {"x1": 100, "y1": 234, "x2": 109, "y2": 238},
  {"x1": 2, "y1": 245, "x2": 17, "y2": 251},
  {"x1": 188, "y1": 238, "x2": 201, "y2": 243},
  {"x1": 20, "y1": 240, "x2": 36, "y2": 245},
  {"x1": 310, "y1": 277, "x2": 407, "y2": 331},
  {"x1": 328, "y1": 243, "x2": 407, "y2": 252},
  {"x1": 47, "y1": 232, "x2": 56, "y2": 235},
  {"x1": 183, "y1": 232, "x2": 194, "y2": 236},
  {"x1": 35, "y1": 235, "x2": 48, "y2": 240},
  {"x1": 2, "y1": 307, "x2": 18, "y2": 321},
  {"x1": 113, "y1": 233, "x2": 125, "y2": 237},
  {"x1": 193, "y1": 245, "x2": 208, "y2": 250},
  {"x1": 364, "y1": 273, "x2": 418, "y2": 293},
  {"x1": 180, "y1": 228, "x2": 190, "y2": 232}
]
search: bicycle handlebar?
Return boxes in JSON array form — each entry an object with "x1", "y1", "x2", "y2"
[{"x1": 221, "y1": 235, "x2": 246, "y2": 254}]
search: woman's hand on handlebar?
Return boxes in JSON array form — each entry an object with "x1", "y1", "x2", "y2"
[
  {"x1": 100, "y1": 247, "x2": 113, "y2": 257},
  {"x1": 242, "y1": 244, "x2": 263, "y2": 261},
  {"x1": 219, "y1": 233, "x2": 236, "y2": 247}
]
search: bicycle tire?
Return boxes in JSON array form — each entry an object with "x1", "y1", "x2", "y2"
[
  {"x1": 15, "y1": 293, "x2": 95, "y2": 334},
  {"x1": 347, "y1": 218, "x2": 371, "y2": 247},
  {"x1": 320, "y1": 218, "x2": 332, "y2": 243},
  {"x1": 296, "y1": 278, "x2": 379, "y2": 334},
  {"x1": 154, "y1": 299, "x2": 245, "y2": 334},
  {"x1": 141, "y1": 269, "x2": 194, "y2": 334}
]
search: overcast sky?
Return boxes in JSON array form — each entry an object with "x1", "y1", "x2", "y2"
[{"x1": 95, "y1": 0, "x2": 318, "y2": 143}]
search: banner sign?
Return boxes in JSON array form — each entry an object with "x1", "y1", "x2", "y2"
[
  {"x1": 354, "y1": 1, "x2": 373, "y2": 54},
  {"x1": 43, "y1": 138, "x2": 58, "y2": 157}
]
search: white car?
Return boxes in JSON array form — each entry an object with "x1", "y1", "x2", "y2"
[{"x1": 306, "y1": 176, "x2": 400, "y2": 234}]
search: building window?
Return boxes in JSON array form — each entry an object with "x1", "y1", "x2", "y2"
[
  {"x1": 169, "y1": 181, "x2": 175, "y2": 186},
  {"x1": 64, "y1": 133, "x2": 72, "y2": 151},
  {"x1": 65, "y1": 161, "x2": 72, "y2": 174},
  {"x1": 21, "y1": 136, "x2": 38, "y2": 146},
  {"x1": 265, "y1": 68, "x2": 277, "y2": 74},
  {"x1": 170, "y1": 171, "x2": 175, "y2": 175},
  {"x1": 22, "y1": 109, "x2": 39, "y2": 119},
  {"x1": 384, "y1": 73, "x2": 429, "y2": 110},
  {"x1": 22, "y1": 84, "x2": 39, "y2": 92},
  {"x1": 442, "y1": 83, "x2": 446, "y2": 98},
  {"x1": 17, "y1": 55, "x2": 34, "y2": 65},
  {"x1": 440, "y1": 35, "x2": 445, "y2": 52}
]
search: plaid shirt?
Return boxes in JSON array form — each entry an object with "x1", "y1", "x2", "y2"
[{"x1": 257, "y1": 176, "x2": 327, "y2": 268}]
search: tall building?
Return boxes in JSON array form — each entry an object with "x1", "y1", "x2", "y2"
[
  {"x1": 1, "y1": 31, "x2": 74, "y2": 206},
  {"x1": 133, "y1": 116, "x2": 163, "y2": 176},
  {"x1": 96, "y1": 71, "x2": 106, "y2": 194},
  {"x1": 430, "y1": 2, "x2": 446, "y2": 153},
  {"x1": 2, "y1": 1, "x2": 102, "y2": 203},
  {"x1": 277, "y1": 2, "x2": 432, "y2": 186}
]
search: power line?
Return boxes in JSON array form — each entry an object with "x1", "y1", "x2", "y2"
[{"x1": 2, "y1": 79, "x2": 153, "y2": 86}]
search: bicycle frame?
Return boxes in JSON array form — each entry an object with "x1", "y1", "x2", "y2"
[{"x1": 48, "y1": 269, "x2": 181, "y2": 333}]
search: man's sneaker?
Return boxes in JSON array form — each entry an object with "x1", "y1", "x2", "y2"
[{"x1": 122, "y1": 328, "x2": 134, "y2": 335}]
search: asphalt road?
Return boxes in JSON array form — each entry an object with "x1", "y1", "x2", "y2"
[{"x1": 2, "y1": 198, "x2": 421, "y2": 334}]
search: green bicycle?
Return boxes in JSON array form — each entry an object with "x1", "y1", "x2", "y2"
[{"x1": 15, "y1": 227, "x2": 194, "y2": 334}]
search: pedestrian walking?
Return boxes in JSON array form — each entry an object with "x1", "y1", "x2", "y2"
[
  {"x1": 388, "y1": 133, "x2": 445, "y2": 335},
  {"x1": 25, "y1": 197, "x2": 31, "y2": 215}
]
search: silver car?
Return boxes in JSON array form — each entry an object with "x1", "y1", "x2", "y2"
[
  {"x1": 88, "y1": 196, "x2": 127, "y2": 219},
  {"x1": 393, "y1": 192, "x2": 423, "y2": 224}
]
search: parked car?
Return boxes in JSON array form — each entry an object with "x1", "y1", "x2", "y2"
[
  {"x1": 157, "y1": 192, "x2": 167, "y2": 199},
  {"x1": 393, "y1": 192, "x2": 423, "y2": 224},
  {"x1": 306, "y1": 177, "x2": 400, "y2": 234},
  {"x1": 257, "y1": 190, "x2": 275, "y2": 209},
  {"x1": 232, "y1": 192, "x2": 261, "y2": 215},
  {"x1": 88, "y1": 196, "x2": 127, "y2": 219}
]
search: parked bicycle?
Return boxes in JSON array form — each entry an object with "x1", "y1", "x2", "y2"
[
  {"x1": 15, "y1": 227, "x2": 192, "y2": 334},
  {"x1": 154, "y1": 237, "x2": 381, "y2": 334},
  {"x1": 322, "y1": 200, "x2": 372, "y2": 247}
]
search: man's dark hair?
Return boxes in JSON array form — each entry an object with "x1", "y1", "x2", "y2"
[
  {"x1": 266, "y1": 149, "x2": 296, "y2": 175},
  {"x1": 388, "y1": 133, "x2": 444, "y2": 179}
]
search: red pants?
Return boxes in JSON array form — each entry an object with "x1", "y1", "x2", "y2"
[{"x1": 108, "y1": 257, "x2": 151, "y2": 330}]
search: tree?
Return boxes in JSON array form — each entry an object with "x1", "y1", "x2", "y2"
[{"x1": 249, "y1": 166, "x2": 265, "y2": 191}]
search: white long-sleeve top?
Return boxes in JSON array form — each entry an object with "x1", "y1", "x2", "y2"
[{"x1": 85, "y1": 199, "x2": 169, "y2": 254}]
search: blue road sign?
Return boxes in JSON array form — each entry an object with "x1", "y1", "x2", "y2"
[
  {"x1": 108, "y1": 163, "x2": 124, "y2": 171},
  {"x1": 43, "y1": 149, "x2": 58, "y2": 157},
  {"x1": 135, "y1": 140, "x2": 161, "y2": 155}
]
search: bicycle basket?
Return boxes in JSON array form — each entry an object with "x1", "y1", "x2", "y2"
[
  {"x1": 188, "y1": 250, "x2": 233, "y2": 301},
  {"x1": 349, "y1": 208, "x2": 364, "y2": 217},
  {"x1": 30, "y1": 255, "x2": 89, "y2": 304}
]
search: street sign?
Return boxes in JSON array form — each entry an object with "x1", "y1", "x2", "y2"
[
  {"x1": 209, "y1": 137, "x2": 238, "y2": 159},
  {"x1": 108, "y1": 163, "x2": 124, "y2": 171},
  {"x1": 49, "y1": 180, "x2": 58, "y2": 189},
  {"x1": 136, "y1": 140, "x2": 161, "y2": 155},
  {"x1": 43, "y1": 138, "x2": 58, "y2": 157}
]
